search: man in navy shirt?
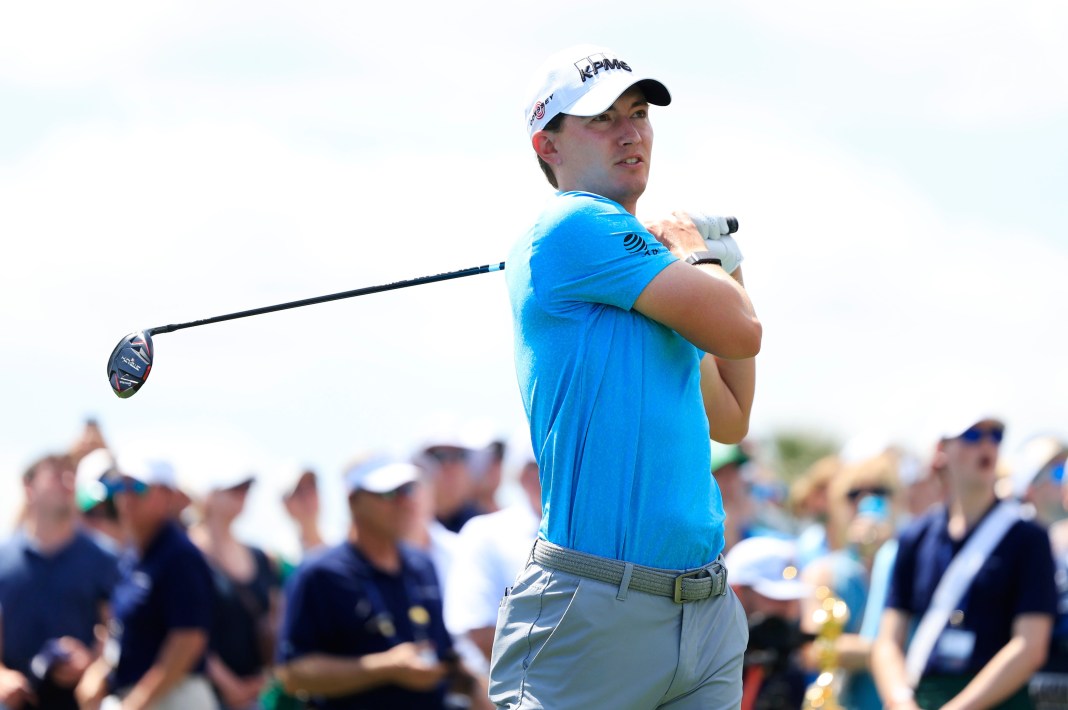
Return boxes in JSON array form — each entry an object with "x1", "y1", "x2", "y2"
[
  {"x1": 0, "y1": 453, "x2": 118, "y2": 710},
  {"x1": 276, "y1": 459, "x2": 481, "y2": 710},
  {"x1": 75, "y1": 458, "x2": 218, "y2": 710},
  {"x1": 873, "y1": 414, "x2": 1057, "y2": 710}
]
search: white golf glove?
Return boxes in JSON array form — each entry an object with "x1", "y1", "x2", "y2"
[
  {"x1": 696, "y1": 234, "x2": 744, "y2": 274},
  {"x1": 687, "y1": 210, "x2": 743, "y2": 273},
  {"x1": 687, "y1": 210, "x2": 735, "y2": 241}
]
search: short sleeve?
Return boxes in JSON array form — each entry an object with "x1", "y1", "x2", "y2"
[
  {"x1": 885, "y1": 526, "x2": 920, "y2": 613},
  {"x1": 531, "y1": 193, "x2": 676, "y2": 313},
  {"x1": 1011, "y1": 522, "x2": 1058, "y2": 617}
]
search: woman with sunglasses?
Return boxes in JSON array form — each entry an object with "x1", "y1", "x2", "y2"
[
  {"x1": 799, "y1": 450, "x2": 902, "y2": 710},
  {"x1": 188, "y1": 471, "x2": 281, "y2": 710}
]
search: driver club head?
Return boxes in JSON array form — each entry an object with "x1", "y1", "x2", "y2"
[{"x1": 107, "y1": 331, "x2": 154, "y2": 398}]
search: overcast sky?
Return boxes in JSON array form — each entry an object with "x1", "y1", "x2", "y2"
[{"x1": 2, "y1": 1, "x2": 1065, "y2": 550}]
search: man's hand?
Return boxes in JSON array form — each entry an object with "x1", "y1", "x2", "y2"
[
  {"x1": 75, "y1": 658, "x2": 111, "y2": 710},
  {"x1": 643, "y1": 212, "x2": 707, "y2": 260},
  {"x1": 695, "y1": 235, "x2": 744, "y2": 274},
  {"x1": 381, "y1": 642, "x2": 447, "y2": 692},
  {"x1": 0, "y1": 667, "x2": 35, "y2": 709},
  {"x1": 50, "y1": 636, "x2": 94, "y2": 688}
]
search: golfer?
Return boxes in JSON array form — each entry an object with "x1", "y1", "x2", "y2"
[{"x1": 488, "y1": 45, "x2": 761, "y2": 709}]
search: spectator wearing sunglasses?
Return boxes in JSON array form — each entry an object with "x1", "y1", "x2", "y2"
[
  {"x1": 0, "y1": 453, "x2": 119, "y2": 710},
  {"x1": 1008, "y1": 436, "x2": 1068, "y2": 528},
  {"x1": 414, "y1": 430, "x2": 488, "y2": 534},
  {"x1": 799, "y1": 451, "x2": 901, "y2": 710},
  {"x1": 873, "y1": 415, "x2": 1057, "y2": 710},
  {"x1": 1022, "y1": 437, "x2": 1068, "y2": 709},
  {"x1": 275, "y1": 458, "x2": 484, "y2": 710},
  {"x1": 76, "y1": 458, "x2": 218, "y2": 710}
]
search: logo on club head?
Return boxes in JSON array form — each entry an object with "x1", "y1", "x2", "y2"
[{"x1": 121, "y1": 355, "x2": 142, "y2": 373}]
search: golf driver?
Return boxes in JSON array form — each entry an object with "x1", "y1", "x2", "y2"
[
  {"x1": 107, "y1": 215, "x2": 739, "y2": 398},
  {"x1": 107, "y1": 262, "x2": 505, "y2": 398}
]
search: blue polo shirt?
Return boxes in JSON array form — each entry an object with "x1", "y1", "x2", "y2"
[
  {"x1": 0, "y1": 529, "x2": 118, "y2": 709},
  {"x1": 507, "y1": 191, "x2": 724, "y2": 570},
  {"x1": 109, "y1": 522, "x2": 213, "y2": 690},
  {"x1": 278, "y1": 542, "x2": 453, "y2": 710},
  {"x1": 886, "y1": 503, "x2": 1057, "y2": 676}
]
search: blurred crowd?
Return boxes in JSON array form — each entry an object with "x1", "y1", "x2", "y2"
[{"x1": 1, "y1": 413, "x2": 1066, "y2": 710}]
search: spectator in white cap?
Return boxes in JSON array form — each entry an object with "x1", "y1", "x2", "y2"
[
  {"x1": 414, "y1": 426, "x2": 486, "y2": 534},
  {"x1": 276, "y1": 457, "x2": 485, "y2": 710},
  {"x1": 77, "y1": 457, "x2": 218, "y2": 709},
  {"x1": 725, "y1": 536, "x2": 810, "y2": 710},
  {"x1": 188, "y1": 467, "x2": 280, "y2": 710},
  {"x1": 1030, "y1": 436, "x2": 1068, "y2": 709},
  {"x1": 280, "y1": 467, "x2": 325, "y2": 555},
  {"x1": 1008, "y1": 435, "x2": 1068, "y2": 527},
  {"x1": 873, "y1": 413, "x2": 1057, "y2": 710}
]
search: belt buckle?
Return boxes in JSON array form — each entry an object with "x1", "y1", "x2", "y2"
[{"x1": 673, "y1": 569, "x2": 704, "y2": 603}]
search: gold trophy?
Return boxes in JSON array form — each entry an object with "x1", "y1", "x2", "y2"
[{"x1": 802, "y1": 586, "x2": 850, "y2": 710}]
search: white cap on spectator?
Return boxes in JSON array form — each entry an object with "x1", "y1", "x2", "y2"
[
  {"x1": 1009, "y1": 435, "x2": 1068, "y2": 498},
  {"x1": 344, "y1": 458, "x2": 421, "y2": 495},
  {"x1": 117, "y1": 457, "x2": 179, "y2": 488},
  {"x1": 938, "y1": 411, "x2": 1005, "y2": 441},
  {"x1": 725, "y1": 537, "x2": 810, "y2": 601}
]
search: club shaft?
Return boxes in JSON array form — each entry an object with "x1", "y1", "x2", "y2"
[{"x1": 147, "y1": 262, "x2": 506, "y2": 336}]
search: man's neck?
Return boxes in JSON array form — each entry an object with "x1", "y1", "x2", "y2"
[
  {"x1": 353, "y1": 528, "x2": 402, "y2": 573},
  {"x1": 24, "y1": 511, "x2": 77, "y2": 554},
  {"x1": 946, "y1": 484, "x2": 998, "y2": 539}
]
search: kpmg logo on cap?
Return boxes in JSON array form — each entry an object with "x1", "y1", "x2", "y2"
[{"x1": 574, "y1": 53, "x2": 632, "y2": 83}]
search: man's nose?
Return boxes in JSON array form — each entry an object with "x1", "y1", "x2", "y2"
[{"x1": 617, "y1": 118, "x2": 642, "y2": 145}]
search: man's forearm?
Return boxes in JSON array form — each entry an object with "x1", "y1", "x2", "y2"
[
  {"x1": 871, "y1": 636, "x2": 914, "y2": 708},
  {"x1": 944, "y1": 636, "x2": 1046, "y2": 710},
  {"x1": 277, "y1": 652, "x2": 394, "y2": 698},
  {"x1": 121, "y1": 629, "x2": 206, "y2": 710},
  {"x1": 700, "y1": 354, "x2": 755, "y2": 444}
]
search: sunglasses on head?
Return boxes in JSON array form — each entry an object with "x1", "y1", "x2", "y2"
[
  {"x1": 370, "y1": 482, "x2": 418, "y2": 501},
  {"x1": 957, "y1": 426, "x2": 1004, "y2": 445},
  {"x1": 847, "y1": 486, "x2": 891, "y2": 503}
]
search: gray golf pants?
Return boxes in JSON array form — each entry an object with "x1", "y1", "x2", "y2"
[{"x1": 488, "y1": 558, "x2": 748, "y2": 709}]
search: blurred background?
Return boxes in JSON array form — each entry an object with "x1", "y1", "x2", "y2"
[{"x1": 2, "y1": 0, "x2": 1065, "y2": 554}]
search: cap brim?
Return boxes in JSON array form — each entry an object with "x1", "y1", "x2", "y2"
[
  {"x1": 942, "y1": 416, "x2": 1005, "y2": 441},
  {"x1": 566, "y1": 76, "x2": 671, "y2": 117},
  {"x1": 753, "y1": 579, "x2": 812, "y2": 601}
]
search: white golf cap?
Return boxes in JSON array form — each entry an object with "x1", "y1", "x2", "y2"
[
  {"x1": 76, "y1": 448, "x2": 117, "y2": 487},
  {"x1": 938, "y1": 411, "x2": 1005, "y2": 441},
  {"x1": 344, "y1": 458, "x2": 421, "y2": 495},
  {"x1": 1009, "y1": 435, "x2": 1068, "y2": 497},
  {"x1": 117, "y1": 457, "x2": 179, "y2": 488},
  {"x1": 724, "y1": 536, "x2": 810, "y2": 601},
  {"x1": 524, "y1": 44, "x2": 671, "y2": 138},
  {"x1": 178, "y1": 464, "x2": 255, "y2": 499}
]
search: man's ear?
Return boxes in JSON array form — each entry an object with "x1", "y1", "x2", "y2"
[{"x1": 532, "y1": 131, "x2": 561, "y2": 166}]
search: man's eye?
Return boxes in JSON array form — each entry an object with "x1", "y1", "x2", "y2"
[
  {"x1": 592, "y1": 114, "x2": 611, "y2": 122},
  {"x1": 632, "y1": 109, "x2": 648, "y2": 119}
]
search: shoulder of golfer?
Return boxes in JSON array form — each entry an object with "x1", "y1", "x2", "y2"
[{"x1": 636, "y1": 211, "x2": 761, "y2": 360}]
